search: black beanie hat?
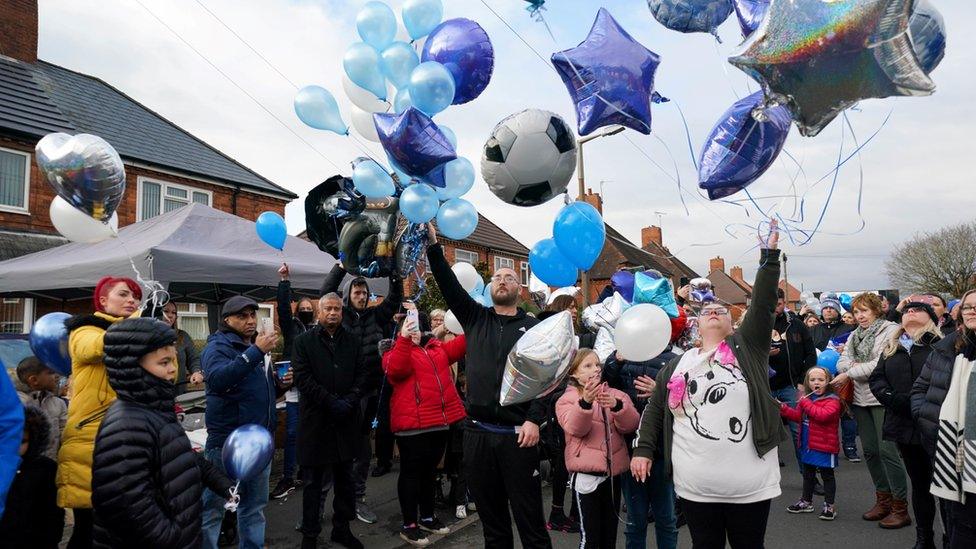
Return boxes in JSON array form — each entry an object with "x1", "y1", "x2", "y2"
[{"x1": 904, "y1": 301, "x2": 940, "y2": 326}]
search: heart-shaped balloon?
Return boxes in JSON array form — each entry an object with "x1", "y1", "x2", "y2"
[{"x1": 35, "y1": 133, "x2": 126, "y2": 222}]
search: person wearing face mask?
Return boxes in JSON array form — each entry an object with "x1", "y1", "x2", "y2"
[
  {"x1": 92, "y1": 318, "x2": 234, "y2": 548},
  {"x1": 59, "y1": 276, "x2": 142, "y2": 549},
  {"x1": 160, "y1": 302, "x2": 203, "y2": 395}
]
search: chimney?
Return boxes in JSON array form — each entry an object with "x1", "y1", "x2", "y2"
[
  {"x1": 641, "y1": 225, "x2": 662, "y2": 248},
  {"x1": 730, "y1": 265, "x2": 744, "y2": 282},
  {"x1": 581, "y1": 187, "x2": 602, "y2": 214},
  {"x1": 709, "y1": 256, "x2": 725, "y2": 274},
  {"x1": 0, "y1": 0, "x2": 39, "y2": 63}
]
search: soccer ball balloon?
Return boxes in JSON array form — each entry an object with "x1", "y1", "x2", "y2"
[{"x1": 481, "y1": 109, "x2": 577, "y2": 207}]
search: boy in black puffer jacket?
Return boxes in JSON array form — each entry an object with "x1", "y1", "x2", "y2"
[{"x1": 92, "y1": 318, "x2": 234, "y2": 549}]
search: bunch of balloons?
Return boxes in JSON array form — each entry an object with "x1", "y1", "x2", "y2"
[{"x1": 529, "y1": 201, "x2": 605, "y2": 287}]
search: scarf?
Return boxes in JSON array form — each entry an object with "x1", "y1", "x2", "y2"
[
  {"x1": 931, "y1": 353, "x2": 976, "y2": 502},
  {"x1": 849, "y1": 319, "x2": 887, "y2": 363}
]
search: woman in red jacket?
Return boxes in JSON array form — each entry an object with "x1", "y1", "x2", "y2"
[
  {"x1": 780, "y1": 366, "x2": 843, "y2": 521},
  {"x1": 384, "y1": 303, "x2": 466, "y2": 547}
]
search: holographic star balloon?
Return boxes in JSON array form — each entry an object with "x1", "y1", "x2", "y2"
[
  {"x1": 551, "y1": 8, "x2": 662, "y2": 136},
  {"x1": 729, "y1": 0, "x2": 935, "y2": 137}
]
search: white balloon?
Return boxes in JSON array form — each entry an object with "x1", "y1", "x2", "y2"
[
  {"x1": 451, "y1": 262, "x2": 482, "y2": 294},
  {"x1": 800, "y1": 291, "x2": 815, "y2": 302},
  {"x1": 444, "y1": 310, "x2": 463, "y2": 334},
  {"x1": 342, "y1": 72, "x2": 391, "y2": 113},
  {"x1": 614, "y1": 304, "x2": 671, "y2": 362},
  {"x1": 350, "y1": 105, "x2": 381, "y2": 142},
  {"x1": 546, "y1": 286, "x2": 580, "y2": 306},
  {"x1": 49, "y1": 195, "x2": 118, "y2": 243}
]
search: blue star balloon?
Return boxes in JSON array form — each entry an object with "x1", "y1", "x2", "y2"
[
  {"x1": 698, "y1": 91, "x2": 791, "y2": 200},
  {"x1": 551, "y1": 8, "x2": 662, "y2": 136},
  {"x1": 374, "y1": 107, "x2": 457, "y2": 184},
  {"x1": 633, "y1": 271, "x2": 679, "y2": 318},
  {"x1": 909, "y1": 0, "x2": 946, "y2": 75},
  {"x1": 732, "y1": 0, "x2": 769, "y2": 37},
  {"x1": 729, "y1": 0, "x2": 935, "y2": 137}
]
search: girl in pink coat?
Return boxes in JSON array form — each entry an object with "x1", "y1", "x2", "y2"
[{"x1": 557, "y1": 349, "x2": 640, "y2": 549}]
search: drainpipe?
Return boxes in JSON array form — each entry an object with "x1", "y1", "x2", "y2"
[{"x1": 231, "y1": 185, "x2": 241, "y2": 215}]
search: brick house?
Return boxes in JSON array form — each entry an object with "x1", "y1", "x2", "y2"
[
  {"x1": 708, "y1": 257, "x2": 752, "y2": 321},
  {"x1": 0, "y1": 0, "x2": 296, "y2": 333}
]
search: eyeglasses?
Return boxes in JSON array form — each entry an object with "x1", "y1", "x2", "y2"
[
  {"x1": 699, "y1": 307, "x2": 730, "y2": 317},
  {"x1": 961, "y1": 305, "x2": 976, "y2": 315},
  {"x1": 491, "y1": 275, "x2": 519, "y2": 284}
]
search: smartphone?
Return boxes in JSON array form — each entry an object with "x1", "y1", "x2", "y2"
[
  {"x1": 910, "y1": 294, "x2": 934, "y2": 305},
  {"x1": 406, "y1": 308, "x2": 419, "y2": 332},
  {"x1": 275, "y1": 361, "x2": 291, "y2": 379},
  {"x1": 260, "y1": 317, "x2": 274, "y2": 334}
]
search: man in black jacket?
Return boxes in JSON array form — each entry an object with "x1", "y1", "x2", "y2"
[
  {"x1": 810, "y1": 296, "x2": 854, "y2": 351},
  {"x1": 292, "y1": 293, "x2": 367, "y2": 549},
  {"x1": 321, "y1": 261, "x2": 403, "y2": 523},
  {"x1": 426, "y1": 225, "x2": 552, "y2": 549},
  {"x1": 770, "y1": 288, "x2": 817, "y2": 472}
]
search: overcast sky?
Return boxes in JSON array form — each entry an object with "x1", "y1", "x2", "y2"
[{"x1": 36, "y1": 0, "x2": 976, "y2": 293}]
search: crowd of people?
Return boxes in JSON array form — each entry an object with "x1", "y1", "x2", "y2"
[{"x1": 1, "y1": 221, "x2": 975, "y2": 549}]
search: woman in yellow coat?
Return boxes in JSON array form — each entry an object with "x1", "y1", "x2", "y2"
[{"x1": 59, "y1": 276, "x2": 141, "y2": 549}]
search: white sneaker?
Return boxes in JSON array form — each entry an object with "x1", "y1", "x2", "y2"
[{"x1": 455, "y1": 504, "x2": 467, "y2": 520}]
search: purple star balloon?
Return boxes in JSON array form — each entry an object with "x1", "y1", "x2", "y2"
[
  {"x1": 552, "y1": 8, "x2": 662, "y2": 136},
  {"x1": 732, "y1": 0, "x2": 769, "y2": 37},
  {"x1": 374, "y1": 107, "x2": 457, "y2": 183}
]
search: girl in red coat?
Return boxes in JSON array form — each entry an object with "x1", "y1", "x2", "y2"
[
  {"x1": 384, "y1": 303, "x2": 466, "y2": 547},
  {"x1": 780, "y1": 366, "x2": 843, "y2": 521}
]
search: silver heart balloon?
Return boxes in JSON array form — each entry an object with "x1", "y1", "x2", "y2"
[
  {"x1": 35, "y1": 133, "x2": 126, "y2": 222},
  {"x1": 499, "y1": 311, "x2": 579, "y2": 406},
  {"x1": 582, "y1": 292, "x2": 626, "y2": 333}
]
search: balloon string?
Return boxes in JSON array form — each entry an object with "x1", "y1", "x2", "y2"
[
  {"x1": 224, "y1": 481, "x2": 241, "y2": 512},
  {"x1": 111, "y1": 226, "x2": 170, "y2": 315},
  {"x1": 712, "y1": 39, "x2": 742, "y2": 101}
]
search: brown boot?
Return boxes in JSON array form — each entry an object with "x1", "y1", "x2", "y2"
[
  {"x1": 862, "y1": 491, "x2": 892, "y2": 521},
  {"x1": 879, "y1": 498, "x2": 912, "y2": 529}
]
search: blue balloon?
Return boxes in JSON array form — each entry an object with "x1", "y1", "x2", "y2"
[
  {"x1": 817, "y1": 348, "x2": 841, "y2": 376},
  {"x1": 552, "y1": 8, "x2": 662, "y2": 136},
  {"x1": 343, "y1": 42, "x2": 387, "y2": 101},
  {"x1": 611, "y1": 270, "x2": 635, "y2": 303},
  {"x1": 400, "y1": 183, "x2": 439, "y2": 223},
  {"x1": 408, "y1": 62, "x2": 456, "y2": 116},
  {"x1": 357, "y1": 1, "x2": 398, "y2": 50},
  {"x1": 633, "y1": 272, "x2": 679, "y2": 317},
  {"x1": 698, "y1": 91, "x2": 791, "y2": 200},
  {"x1": 439, "y1": 125, "x2": 457, "y2": 148},
  {"x1": 29, "y1": 312, "x2": 71, "y2": 376},
  {"x1": 294, "y1": 85, "x2": 348, "y2": 135},
  {"x1": 436, "y1": 198, "x2": 478, "y2": 240},
  {"x1": 840, "y1": 293, "x2": 853, "y2": 312},
  {"x1": 910, "y1": 0, "x2": 946, "y2": 75},
  {"x1": 647, "y1": 0, "x2": 734, "y2": 35},
  {"x1": 732, "y1": 0, "x2": 769, "y2": 37},
  {"x1": 393, "y1": 88, "x2": 413, "y2": 113},
  {"x1": 421, "y1": 18, "x2": 494, "y2": 105},
  {"x1": 474, "y1": 293, "x2": 493, "y2": 307},
  {"x1": 255, "y1": 211, "x2": 287, "y2": 251},
  {"x1": 222, "y1": 424, "x2": 274, "y2": 482},
  {"x1": 530, "y1": 238, "x2": 578, "y2": 288},
  {"x1": 387, "y1": 154, "x2": 414, "y2": 186},
  {"x1": 553, "y1": 201, "x2": 605, "y2": 271},
  {"x1": 352, "y1": 158, "x2": 395, "y2": 198},
  {"x1": 381, "y1": 42, "x2": 420, "y2": 89},
  {"x1": 374, "y1": 107, "x2": 457, "y2": 178},
  {"x1": 434, "y1": 157, "x2": 474, "y2": 200},
  {"x1": 402, "y1": 0, "x2": 443, "y2": 40}
]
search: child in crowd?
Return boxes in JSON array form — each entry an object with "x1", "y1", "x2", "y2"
[
  {"x1": 0, "y1": 404, "x2": 65, "y2": 548},
  {"x1": 780, "y1": 366, "x2": 843, "y2": 520},
  {"x1": 15, "y1": 357, "x2": 67, "y2": 460},
  {"x1": 557, "y1": 349, "x2": 639, "y2": 549}
]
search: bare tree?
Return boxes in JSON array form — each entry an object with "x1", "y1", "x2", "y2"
[{"x1": 885, "y1": 221, "x2": 976, "y2": 297}]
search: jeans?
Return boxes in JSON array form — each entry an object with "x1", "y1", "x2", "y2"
[
  {"x1": 622, "y1": 457, "x2": 678, "y2": 549},
  {"x1": 841, "y1": 409, "x2": 858, "y2": 451},
  {"x1": 771, "y1": 386, "x2": 801, "y2": 473},
  {"x1": 283, "y1": 401, "x2": 299, "y2": 480},
  {"x1": 682, "y1": 498, "x2": 771, "y2": 549},
  {"x1": 852, "y1": 405, "x2": 908, "y2": 499},
  {"x1": 946, "y1": 498, "x2": 976, "y2": 549},
  {"x1": 201, "y1": 446, "x2": 271, "y2": 549}
]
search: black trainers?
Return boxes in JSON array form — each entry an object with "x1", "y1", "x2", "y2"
[
  {"x1": 787, "y1": 500, "x2": 815, "y2": 513},
  {"x1": 400, "y1": 525, "x2": 431, "y2": 547},
  {"x1": 330, "y1": 527, "x2": 364, "y2": 549},
  {"x1": 546, "y1": 512, "x2": 580, "y2": 533},
  {"x1": 845, "y1": 447, "x2": 862, "y2": 462},
  {"x1": 819, "y1": 503, "x2": 836, "y2": 521},
  {"x1": 371, "y1": 462, "x2": 392, "y2": 477},
  {"x1": 270, "y1": 477, "x2": 295, "y2": 500},
  {"x1": 418, "y1": 517, "x2": 450, "y2": 535}
]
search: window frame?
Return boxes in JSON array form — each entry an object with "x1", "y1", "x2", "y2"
[
  {"x1": 520, "y1": 261, "x2": 530, "y2": 287},
  {"x1": 454, "y1": 249, "x2": 479, "y2": 265},
  {"x1": 0, "y1": 147, "x2": 30, "y2": 214},
  {"x1": 136, "y1": 176, "x2": 213, "y2": 221},
  {"x1": 494, "y1": 256, "x2": 515, "y2": 272}
]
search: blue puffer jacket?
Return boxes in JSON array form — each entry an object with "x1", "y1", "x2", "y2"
[
  {"x1": 201, "y1": 328, "x2": 276, "y2": 451},
  {"x1": 603, "y1": 348, "x2": 679, "y2": 414}
]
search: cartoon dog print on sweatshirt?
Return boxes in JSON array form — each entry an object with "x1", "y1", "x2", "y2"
[{"x1": 680, "y1": 362, "x2": 751, "y2": 442}]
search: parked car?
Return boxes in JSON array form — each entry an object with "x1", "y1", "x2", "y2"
[{"x1": 0, "y1": 333, "x2": 32, "y2": 383}]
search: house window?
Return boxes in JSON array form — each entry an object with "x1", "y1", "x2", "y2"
[
  {"x1": 494, "y1": 256, "x2": 515, "y2": 272},
  {"x1": 0, "y1": 148, "x2": 29, "y2": 212},
  {"x1": 454, "y1": 249, "x2": 478, "y2": 265},
  {"x1": 138, "y1": 177, "x2": 212, "y2": 220},
  {"x1": 520, "y1": 261, "x2": 529, "y2": 286},
  {"x1": 176, "y1": 302, "x2": 209, "y2": 342}
]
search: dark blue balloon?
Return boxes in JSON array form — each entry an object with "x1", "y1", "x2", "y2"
[
  {"x1": 529, "y1": 239, "x2": 578, "y2": 288},
  {"x1": 552, "y1": 8, "x2": 662, "y2": 136},
  {"x1": 421, "y1": 18, "x2": 494, "y2": 105},
  {"x1": 222, "y1": 424, "x2": 274, "y2": 482},
  {"x1": 698, "y1": 91, "x2": 791, "y2": 200},
  {"x1": 374, "y1": 108, "x2": 457, "y2": 183},
  {"x1": 29, "y1": 312, "x2": 72, "y2": 376},
  {"x1": 647, "y1": 0, "x2": 734, "y2": 36},
  {"x1": 910, "y1": 0, "x2": 946, "y2": 75},
  {"x1": 839, "y1": 293, "x2": 853, "y2": 312},
  {"x1": 553, "y1": 201, "x2": 605, "y2": 271},
  {"x1": 611, "y1": 270, "x2": 635, "y2": 303},
  {"x1": 732, "y1": 0, "x2": 769, "y2": 37},
  {"x1": 817, "y1": 348, "x2": 840, "y2": 376}
]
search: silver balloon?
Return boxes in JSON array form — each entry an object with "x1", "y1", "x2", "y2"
[
  {"x1": 593, "y1": 326, "x2": 615, "y2": 363},
  {"x1": 35, "y1": 133, "x2": 126, "y2": 222},
  {"x1": 582, "y1": 292, "x2": 626, "y2": 333},
  {"x1": 499, "y1": 311, "x2": 578, "y2": 406},
  {"x1": 689, "y1": 277, "x2": 714, "y2": 303}
]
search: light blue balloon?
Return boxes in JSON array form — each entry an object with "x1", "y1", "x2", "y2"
[
  {"x1": 357, "y1": 2, "x2": 398, "y2": 50},
  {"x1": 256, "y1": 211, "x2": 287, "y2": 251},
  {"x1": 387, "y1": 154, "x2": 414, "y2": 186},
  {"x1": 436, "y1": 198, "x2": 478, "y2": 239},
  {"x1": 343, "y1": 42, "x2": 387, "y2": 101},
  {"x1": 482, "y1": 281, "x2": 493, "y2": 298},
  {"x1": 553, "y1": 201, "x2": 606, "y2": 271},
  {"x1": 294, "y1": 85, "x2": 348, "y2": 135},
  {"x1": 439, "y1": 125, "x2": 457, "y2": 148},
  {"x1": 402, "y1": 0, "x2": 444, "y2": 40},
  {"x1": 352, "y1": 159, "x2": 395, "y2": 198},
  {"x1": 408, "y1": 61, "x2": 455, "y2": 116},
  {"x1": 435, "y1": 158, "x2": 475, "y2": 200},
  {"x1": 381, "y1": 41, "x2": 420, "y2": 89},
  {"x1": 399, "y1": 183, "x2": 439, "y2": 222},
  {"x1": 474, "y1": 293, "x2": 493, "y2": 307},
  {"x1": 393, "y1": 87, "x2": 413, "y2": 113}
]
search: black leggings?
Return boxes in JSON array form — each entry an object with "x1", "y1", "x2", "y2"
[
  {"x1": 802, "y1": 464, "x2": 836, "y2": 505},
  {"x1": 682, "y1": 498, "x2": 771, "y2": 549},
  {"x1": 550, "y1": 449, "x2": 579, "y2": 520},
  {"x1": 397, "y1": 430, "x2": 450, "y2": 525},
  {"x1": 67, "y1": 508, "x2": 94, "y2": 549},
  {"x1": 899, "y1": 443, "x2": 937, "y2": 536},
  {"x1": 573, "y1": 474, "x2": 621, "y2": 549}
]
